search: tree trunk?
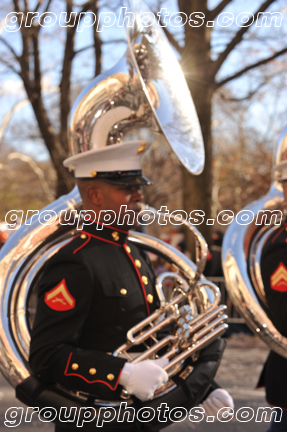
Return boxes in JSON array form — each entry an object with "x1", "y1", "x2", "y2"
[
  {"x1": 182, "y1": 87, "x2": 213, "y2": 247},
  {"x1": 55, "y1": 168, "x2": 75, "y2": 197},
  {"x1": 26, "y1": 86, "x2": 75, "y2": 198},
  {"x1": 179, "y1": 0, "x2": 214, "y2": 246}
]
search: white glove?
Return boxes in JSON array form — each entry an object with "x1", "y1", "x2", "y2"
[
  {"x1": 199, "y1": 388, "x2": 234, "y2": 419},
  {"x1": 119, "y1": 358, "x2": 169, "y2": 402}
]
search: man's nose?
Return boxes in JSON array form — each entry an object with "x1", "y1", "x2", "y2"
[{"x1": 131, "y1": 187, "x2": 143, "y2": 201}]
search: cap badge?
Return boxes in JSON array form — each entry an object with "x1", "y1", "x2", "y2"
[{"x1": 137, "y1": 142, "x2": 146, "y2": 155}]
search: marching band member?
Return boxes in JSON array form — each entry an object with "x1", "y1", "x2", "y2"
[
  {"x1": 258, "y1": 160, "x2": 287, "y2": 431},
  {"x1": 30, "y1": 141, "x2": 170, "y2": 432},
  {"x1": 29, "y1": 140, "x2": 232, "y2": 431}
]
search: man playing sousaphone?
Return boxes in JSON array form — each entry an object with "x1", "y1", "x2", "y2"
[
  {"x1": 25, "y1": 1, "x2": 234, "y2": 429},
  {"x1": 29, "y1": 139, "x2": 234, "y2": 432},
  {"x1": 258, "y1": 150, "x2": 287, "y2": 432},
  {"x1": 29, "y1": 141, "x2": 171, "y2": 423}
]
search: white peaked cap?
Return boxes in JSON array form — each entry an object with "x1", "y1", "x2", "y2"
[{"x1": 63, "y1": 140, "x2": 152, "y2": 184}]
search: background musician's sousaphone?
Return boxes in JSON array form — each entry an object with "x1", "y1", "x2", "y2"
[
  {"x1": 222, "y1": 126, "x2": 287, "y2": 357},
  {"x1": 0, "y1": 0, "x2": 227, "y2": 428}
]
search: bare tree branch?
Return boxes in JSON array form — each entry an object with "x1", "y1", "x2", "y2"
[
  {"x1": 7, "y1": 152, "x2": 54, "y2": 201},
  {"x1": 75, "y1": 0, "x2": 92, "y2": 30},
  {"x1": 208, "y1": 0, "x2": 234, "y2": 21},
  {"x1": 105, "y1": 38, "x2": 127, "y2": 45},
  {"x1": 18, "y1": 33, "x2": 30, "y2": 87},
  {"x1": 160, "y1": 23, "x2": 183, "y2": 55},
  {"x1": 73, "y1": 0, "x2": 92, "y2": 8},
  {"x1": 12, "y1": 0, "x2": 21, "y2": 14},
  {"x1": 91, "y1": 0, "x2": 102, "y2": 77},
  {"x1": 34, "y1": 1, "x2": 43, "y2": 13},
  {"x1": 0, "y1": 37, "x2": 19, "y2": 59},
  {"x1": 57, "y1": 0, "x2": 92, "y2": 149},
  {"x1": 0, "y1": 58, "x2": 20, "y2": 76},
  {"x1": 16, "y1": 2, "x2": 31, "y2": 86},
  {"x1": 74, "y1": 44, "x2": 94, "y2": 55},
  {"x1": 32, "y1": 33, "x2": 41, "y2": 95},
  {"x1": 39, "y1": 0, "x2": 53, "y2": 26},
  {"x1": 59, "y1": 0, "x2": 76, "y2": 154},
  {"x1": 74, "y1": 39, "x2": 126, "y2": 56},
  {"x1": 217, "y1": 81, "x2": 267, "y2": 101},
  {"x1": 213, "y1": 0, "x2": 277, "y2": 75},
  {"x1": 216, "y1": 47, "x2": 287, "y2": 88}
]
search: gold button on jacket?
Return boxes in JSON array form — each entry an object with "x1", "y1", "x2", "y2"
[
  {"x1": 112, "y1": 231, "x2": 119, "y2": 241},
  {"x1": 107, "y1": 374, "x2": 115, "y2": 381},
  {"x1": 135, "y1": 259, "x2": 141, "y2": 268},
  {"x1": 147, "y1": 294, "x2": 153, "y2": 304}
]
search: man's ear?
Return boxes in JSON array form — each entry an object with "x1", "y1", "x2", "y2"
[{"x1": 87, "y1": 186, "x2": 103, "y2": 206}]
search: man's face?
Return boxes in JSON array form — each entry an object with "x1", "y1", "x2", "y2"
[{"x1": 99, "y1": 182, "x2": 143, "y2": 229}]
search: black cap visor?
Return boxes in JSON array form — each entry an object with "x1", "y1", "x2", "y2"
[{"x1": 77, "y1": 170, "x2": 153, "y2": 186}]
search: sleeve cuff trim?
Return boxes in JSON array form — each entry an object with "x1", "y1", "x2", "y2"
[{"x1": 64, "y1": 352, "x2": 122, "y2": 390}]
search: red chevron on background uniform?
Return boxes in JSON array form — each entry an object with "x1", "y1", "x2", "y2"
[
  {"x1": 270, "y1": 263, "x2": 287, "y2": 292},
  {"x1": 44, "y1": 279, "x2": 76, "y2": 311}
]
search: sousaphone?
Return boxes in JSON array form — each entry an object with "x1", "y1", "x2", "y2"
[
  {"x1": 0, "y1": 0, "x2": 227, "y2": 428},
  {"x1": 222, "y1": 126, "x2": 287, "y2": 357}
]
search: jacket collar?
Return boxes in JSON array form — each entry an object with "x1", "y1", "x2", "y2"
[{"x1": 81, "y1": 220, "x2": 128, "y2": 246}]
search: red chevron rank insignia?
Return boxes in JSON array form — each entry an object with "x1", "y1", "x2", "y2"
[
  {"x1": 44, "y1": 279, "x2": 76, "y2": 311},
  {"x1": 270, "y1": 263, "x2": 287, "y2": 292}
]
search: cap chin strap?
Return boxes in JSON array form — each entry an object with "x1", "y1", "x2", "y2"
[{"x1": 77, "y1": 170, "x2": 143, "y2": 180}]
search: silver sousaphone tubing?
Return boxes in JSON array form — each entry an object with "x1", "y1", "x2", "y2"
[{"x1": 222, "y1": 126, "x2": 287, "y2": 358}]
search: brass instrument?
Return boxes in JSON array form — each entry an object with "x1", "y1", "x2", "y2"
[{"x1": 222, "y1": 126, "x2": 287, "y2": 357}]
